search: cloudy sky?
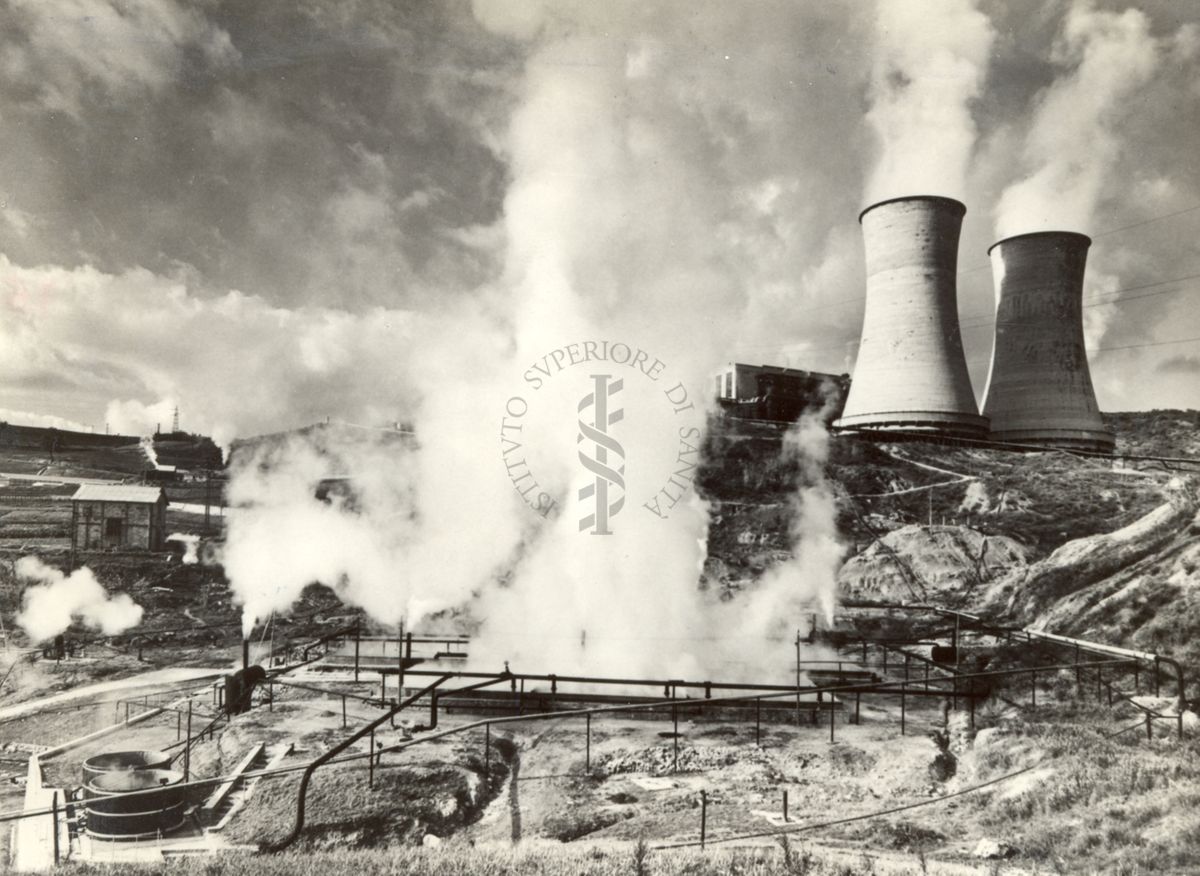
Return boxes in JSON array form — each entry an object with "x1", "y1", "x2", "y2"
[{"x1": 1, "y1": 0, "x2": 1198, "y2": 443}]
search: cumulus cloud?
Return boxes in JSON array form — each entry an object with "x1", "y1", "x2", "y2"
[
  {"x1": 0, "y1": 256, "x2": 419, "y2": 445},
  {"x1": 1156, "y1": 355, "x2": 1200, "y2": 375}
]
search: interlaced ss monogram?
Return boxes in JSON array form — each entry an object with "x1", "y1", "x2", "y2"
[{"x1": 577, "y1": 374, "x2": 625, "y2": 535}]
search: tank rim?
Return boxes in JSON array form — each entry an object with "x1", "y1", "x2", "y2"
[
  {"x1": 987, "y1": 230, "x2": 1092, "y2": 256},
  {"x1": 858, "y1": 195, "x2": 966, "y2": 225}
]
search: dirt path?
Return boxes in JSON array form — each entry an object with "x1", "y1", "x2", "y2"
[{"x1": 0, "y1": 666, "x2": 224, "y2": 722}]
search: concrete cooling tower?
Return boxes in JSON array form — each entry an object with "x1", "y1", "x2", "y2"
[
  {"x1": 981, "y1": 232, "x2": 1114, "y2": 453},
  {"x1": 835, "y1": 196, "x2": 988, "y2": 438}
]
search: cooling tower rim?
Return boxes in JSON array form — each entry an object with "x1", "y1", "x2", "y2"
[
  {"x1": 858, "y1": 195, "x2": 966, "y2": 225},
  {"x1": 987, "y1": 230, "x2": 1092, "y2": 256}
]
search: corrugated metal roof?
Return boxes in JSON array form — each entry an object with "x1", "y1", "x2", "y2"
[{"x1": 72, "y1": 484, "x2": 165, "y2": 504}]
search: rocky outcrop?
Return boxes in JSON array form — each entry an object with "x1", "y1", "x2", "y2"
[
  {"x1": 837, "y1": 525, "x2": 1028, "y2": 603},
  {"x1": 979, "y1": 487, "x2": 1197, "y2": 624}
]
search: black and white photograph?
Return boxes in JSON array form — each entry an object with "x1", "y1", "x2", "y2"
[{"x1": 0, "y1": 1, "x2": 1198, "y2": 873}]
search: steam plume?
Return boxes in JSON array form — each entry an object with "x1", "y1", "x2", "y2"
[
  {"x1": 864, "y1": 0, "x2": 995, "y2": 203},
  {"x1": 995, "y1": 2, "x2": 1161, "y2": 237},
  {"x1": 15, "y1": 557, "x2": 144, "y2": 643},
  {"x1": 714, "y1": 405, "x2": 843, "y2": 673}
]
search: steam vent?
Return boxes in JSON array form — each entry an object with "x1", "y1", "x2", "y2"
[
  {"x1": 835, "y1": 196, "x2": 989, "y2": 437},
  {"x1": 981, "y1": 232, "x2": 1115, "y2": 452}
]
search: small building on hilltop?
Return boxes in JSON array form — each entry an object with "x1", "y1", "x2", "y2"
[
  {"x1": 71, "y1": 484, "x2": 168, "y2": 552},
  {"x1": 714, "y1": 363, "x2": 850, "y2": 423}
]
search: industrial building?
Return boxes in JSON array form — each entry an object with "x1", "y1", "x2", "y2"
[
  {"x1": 835, "y1": 196, "x2": 988, "y2": 438},
  {"x1": 70, "y1": 484, "x2": 168, "y2": 552},
  {"x1": 714, "y1": 363, "x2": 849, "y2": 422},
  {"x1": 981, "y1": 232, "x2": 1115, "y2": 452}
]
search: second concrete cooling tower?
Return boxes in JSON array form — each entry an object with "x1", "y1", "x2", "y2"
[
  {"x1": 981, "y1": 232, "x2": 1114, "y2": 452},
  {"x1": 835, "y1": 196, "x2": 988, "y2": 438}
]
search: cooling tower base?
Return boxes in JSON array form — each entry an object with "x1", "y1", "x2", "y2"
[
  {"x1": 987, "y1": 429, "x2": 1115, "y2": 454},
  {"x1": 833, "y1": 411, "x2": 989, "y2": 440}
]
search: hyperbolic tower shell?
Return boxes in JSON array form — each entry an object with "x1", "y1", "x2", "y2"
[
  {"x1": 835, "y1": 196, "x2": 988, "y2": 437},
  {"x1": 981, "y1": 232, "x2": 1114, "y2": 452}
]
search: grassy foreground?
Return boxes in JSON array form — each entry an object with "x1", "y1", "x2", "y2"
[{"x1": 60, "y1": 844, "x2": 933, "y2": 876}]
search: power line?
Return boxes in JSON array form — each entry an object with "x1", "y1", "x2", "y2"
[{"x1": 733, "y1": 272, "x2": 1200, "y2": 357}]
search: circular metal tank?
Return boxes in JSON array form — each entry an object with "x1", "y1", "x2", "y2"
[
  {"x1": 981, "y1": 232, "x2": 1114, "y2": 453},
  {"x1": 835, "y1": 196, "x2": 989, "y2": 438},
  {"x1": 81, "y1": 750, "x2": 172, "y2": 785},
  {"x1": 84, "y1": 768, "x2": 187, "y2": 840}
]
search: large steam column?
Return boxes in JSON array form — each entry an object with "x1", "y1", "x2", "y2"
[
  {"x1": 835, "y1": 196, "x2": 988, "y2": 437},
  {"x1": 981, "y1": 232, "x2": 1114, "y2": 452}
]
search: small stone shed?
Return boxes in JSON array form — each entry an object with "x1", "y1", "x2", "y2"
[{"x1": 71, "y1": 484, "x2": 168, "y2": 551}]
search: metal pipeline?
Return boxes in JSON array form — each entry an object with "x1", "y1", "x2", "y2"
[
  {"x1": 843, "y1": 601, "x2": 1188, "y2": 708},
  {"x1": 265, "y1": 672, "x2": 509, "y2": 852}
]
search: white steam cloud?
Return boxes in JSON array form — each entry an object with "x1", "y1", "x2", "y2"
[
  {"x1": 15, "y1": 557, "x2": 144, "y2": 643},
  {"x1": 864, "y1": 0, "x2": 995, "y2": 203},
  {"x1": 222, "y1": 2, "x2": 854, "y2": 681},
  {"x1": 995, "y1": 2, "x2": 1162, "y2": 238},
  {"x1": 735, "y1": 411, "x2": 841, "y2": 627}
]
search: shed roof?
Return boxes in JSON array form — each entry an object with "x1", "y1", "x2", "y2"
[{"x1": 72, "y1": 484, "x2": 166, "y2": 504}]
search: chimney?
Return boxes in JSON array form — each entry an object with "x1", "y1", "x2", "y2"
[
  {"x1": 835, "y1": 196, "x2": 988, "y2": 438},
  {"x1": 981, "y1": 232, "x2": 1114, "y2": 452}
]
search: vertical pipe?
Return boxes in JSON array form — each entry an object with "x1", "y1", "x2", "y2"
[
  {"x1": 242, "y1": 637, "x2": 250, "y2": 672},
  {"x1": 700, "y1": 790, "x2": 707, "y2": 849},
  {"x1": 51, "y1": 794, "x2": 60, "y2": 865},
  {"x1": 783, "y1": 789, "x2": 789, "y2": 823},
  {"x1": 369, "y1": 728, "x2": 375, "y2": 790},
  {"x1": 795, "y1": 630, "x2": 801, "y2": 726},
  {"x1": 586, "y1": 712, "x2": 591, "y2": 773},
  {"x1": 185, "y1": 700, "x2": 192, "y2": 782},
  {"x1": 1146, "y1": 712, "x2": 1153, "y2": 742},
  {"x1": 397, "y1": 622, "x2": 405, "y2": 698},
  {"x1": 673, "y1": 704, "x2": 679, "y2": 772},
  {"x1": 901, "y1": 686, "x2": 906, "y2": 735},
  {"x1": 855, "y1": 692, "x2": 861, "y2": 725},
  {"x1": 518, "y1": 679, "x2": 524, "y2": 715},
  {"x1": 269, "y1": 680, "x2": 273, "y2": 712},
  {"x1": 176, "y1": 708, "x2": 181, "y2": 740},
  {"x1": 829, "y1": 699, "x2": 835, "y2": 743},
  {"x1": 342, "y1": 694, "x2": 347, "y2": 729},
  {"x1": 380, "y1": 673, "x2": 386, "y2": 706},
  {"x1": 354, "y1": 623, "x2": 361, "y2": 684},
  {"x1": 406, "y1": 632, "x2": 413, "y2": 660},
  {"x1": 485, "y1": 723, "x2": 491, "y2": 782}
]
